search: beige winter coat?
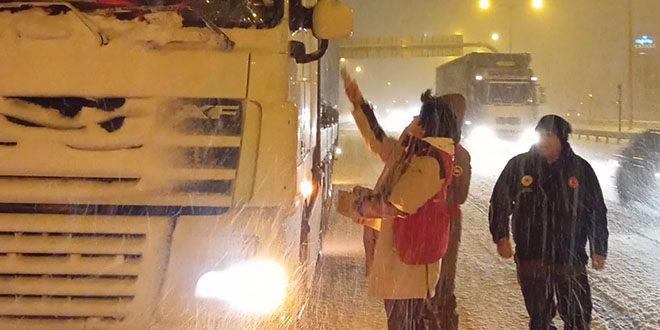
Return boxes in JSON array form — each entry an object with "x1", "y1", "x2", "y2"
[{"x1": 351, "y1": 102, "x2": 455, "y2": 299}]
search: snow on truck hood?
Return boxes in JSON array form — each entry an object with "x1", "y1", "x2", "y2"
[{"x1": 0, "y1": 7, "x2": 248, "y2": 98}]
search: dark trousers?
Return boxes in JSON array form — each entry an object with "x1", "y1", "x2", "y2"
[
  {"x1": 426, "y1": 216, "x2": 462, "y2": 330},
  {"x1": 517, "y1": 266, "x2": 592, "y2": 330},
  {"x1": 384, "y1": 299, "x2": 426, "y2": 330}
]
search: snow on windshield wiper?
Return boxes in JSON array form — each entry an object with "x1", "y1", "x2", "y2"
[
  {"x1": 94, "y1": 0, "x2": 235, "y2": 50},
  {"x1": 0, "y1": 1, "x2": 109, "y2": 45},
  {"x1": 1, "y1": 0, "x2": 235, "y2": 50},
  {"x1": 188, "y1": 6, "x2": 235, "y2": 50}
]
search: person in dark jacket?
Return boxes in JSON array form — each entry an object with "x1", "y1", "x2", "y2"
[
  {"x1": 426, "y1": 95, "x2": 472, "y2": 330},
  {"x1": 489, "y1": 115, "x2": 608, "y2": 330}
]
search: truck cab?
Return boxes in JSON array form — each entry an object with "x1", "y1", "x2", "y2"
[
  {"x1": 0, "y1": 0, "x2": 352, "y2": 328},
  {"x1": 436, "y1": 52, "x2": 543, "y2": 146}
]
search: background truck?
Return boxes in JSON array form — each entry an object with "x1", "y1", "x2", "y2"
[
  {"x1": 0, "y1": 0, "x2": 351, "y2": 328},
  {"x1": 435, "y1": 52, "x2": 544, "y2": 145}
]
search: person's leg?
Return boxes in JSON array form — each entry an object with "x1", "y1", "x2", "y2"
[
  {"x1": 410, "y1": 299, "x2": 426, "y2": 330},
  {"x1": 555, "y1": 271, "x2": 592, "y2": 330},
  {"x1": 384, "y1": 299, "x2": 426, "y2": 330},
  {"x1": 427, "y1": 216, "x2": 461, "y2": 330},
  {"x1": 517, "y1": 268, "x2": 558, "y2": 330}
]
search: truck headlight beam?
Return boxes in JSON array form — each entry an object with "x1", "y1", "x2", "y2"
[
  {"x1": 300, "y1": 180, "x2": 314, "y2": 199},
  {"x1": 195, "y1": 260, "x2": 288, "y2": 315}
]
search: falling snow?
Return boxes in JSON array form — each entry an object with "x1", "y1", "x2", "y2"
[{"x1": 309, "y1": 129, "x2": 660, "y2": 330}]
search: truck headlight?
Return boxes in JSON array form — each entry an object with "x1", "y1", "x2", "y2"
[
  {"x1": 195, "y1": 260, "x2": 288, "y2": 315},
  {"x1": 520, "y1": 128, "x2": 539, "y2": 146},
  {"x1": 300, "y1": 179, "x2": 314, "y2": 199},
  {"x1": 467, "y1": 125, "x2": 495, "y2": 146}
]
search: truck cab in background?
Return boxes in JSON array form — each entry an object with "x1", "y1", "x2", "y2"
[
  {"x1": 0, "y1": 0, "x2": 352, "y2": 328},
  {"x1": 436, "y1": 52, "x2": 544, "y2": 148}
]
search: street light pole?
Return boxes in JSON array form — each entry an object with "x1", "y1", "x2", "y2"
[
  {"x1": 480, "y1": 1, "x2": 540, "y2": 53},
  {"x1": 618, "y1": 84, "x2": 623, "y2": 133},
  {"x1": 627, "y1": 0, "x2": 634, "y2": 130},
  {"x1": 507, "y1": 5, "x2": 513, "y2": 52}
]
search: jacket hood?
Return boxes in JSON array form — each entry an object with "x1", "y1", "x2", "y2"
[
  {"x1": 422, "y1": 137, "x2": 455, "y2": 156},
  {"x1": 440, "y1": 94, "x2": 466, "y2": 126}
]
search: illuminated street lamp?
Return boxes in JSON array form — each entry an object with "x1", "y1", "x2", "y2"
[{"x1": 478, "y1": 0, "x2": 543, "y2": 52}]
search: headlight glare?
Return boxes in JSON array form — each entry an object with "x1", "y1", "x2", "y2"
[
  {"x1": 300, "y1": 180, "x2": 314, "y2": 199},
  {"x1": 195, "y1": 260, "x2": 288, "y2": 315},
  {"x1": 468, "y1": 125, "x2": 496, "y2": 145},
  {"x1": 520, "y1": 128, "x2": 539, "y2": 145}
]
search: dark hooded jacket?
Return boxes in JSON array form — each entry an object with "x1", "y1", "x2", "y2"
[{"x1": 489, "y1": 144, "x2": 608, "y2": 267}]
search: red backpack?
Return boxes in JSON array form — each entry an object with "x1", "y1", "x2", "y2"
[{"x1": 393, "y1": 140, "x2": 454, "y2": 265}]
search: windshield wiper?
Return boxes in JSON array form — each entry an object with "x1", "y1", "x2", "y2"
[
  {"x1": 67, "y1": 0, "x2": 236, "y2": 50},
  {"x1": 189, "y1": 7, "x2": 235, "y2": 51}
]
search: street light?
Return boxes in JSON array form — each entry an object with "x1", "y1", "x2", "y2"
[{"x1": 477, "y1": 0, "x2": 543, "y2": 52}]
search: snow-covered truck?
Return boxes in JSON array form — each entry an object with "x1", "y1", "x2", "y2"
[
  {"x1": 0, "y1": 0, "x2": 351, "y2": 328},
  {"x1": 435, "y1": 52, "x2": 543, "y2": 145}
]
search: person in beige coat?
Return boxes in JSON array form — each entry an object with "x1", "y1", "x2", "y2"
[{"x1": 344, "y1": 78, "x2": 459, "y2": 330}]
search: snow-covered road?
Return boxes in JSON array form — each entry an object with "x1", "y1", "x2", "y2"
[{"x1": 306, "y1": 129, "x2": 660, "y2": 330}]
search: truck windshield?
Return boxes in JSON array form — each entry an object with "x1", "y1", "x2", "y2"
[
  {"x1": 182, "y1": 0, "x2": 283, "y2": 29},
  {"x1": 5, "y1": 0, "x2": 284, "y2": 29},
  {"x1": 481, "y1": 82, "x2": 534, "y2": 105}
]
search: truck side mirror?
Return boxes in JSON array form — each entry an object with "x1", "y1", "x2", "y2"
[
  {"x1": 312, "y1": 0, "x2": 353, "y2": 40},
  {"x1": 290, "y1": 40, "x2": 329, "y2": 64}
]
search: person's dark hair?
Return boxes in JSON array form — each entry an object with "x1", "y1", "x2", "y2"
[
  {"x1": 419, "y1": 89, "x2": 459, "y2": 143},
  {"x1": 535, "y1": 114, "x2": 572, "y2": 143}
]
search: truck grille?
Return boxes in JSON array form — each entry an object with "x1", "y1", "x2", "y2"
[
  {"x1": 0, "y1": 213, "x2": 172, "y2": 329},
  {"x1": 0, "y1": 97, "x2": 256, "y2": 327},
  {"x1": 496, "y1": 116, "x2": 522, "y2": 125},
  {"x1": 0, "y1": 97, "x2": 246, "y2": 209}
]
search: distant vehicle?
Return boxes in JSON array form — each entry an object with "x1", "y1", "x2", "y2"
[
  {"x1": 435, "y1": 52, "x2": 544, "y2": 146},
  {"x1": 615, "y1": 130, "x2": 660, "y2": 203}
]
